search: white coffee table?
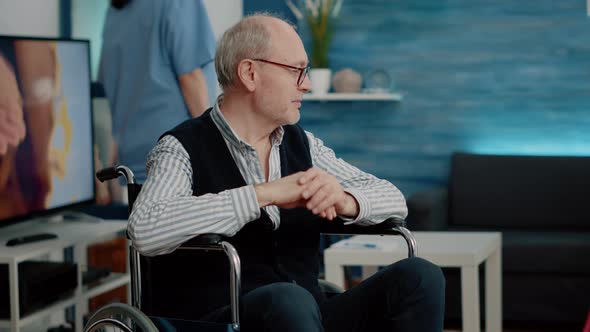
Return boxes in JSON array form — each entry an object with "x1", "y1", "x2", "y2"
[{"x1": 324, "y1": 231, "x2": 502, "y2": 332}]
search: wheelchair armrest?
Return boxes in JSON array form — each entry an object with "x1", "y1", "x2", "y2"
[
  {"x1": 320, "y1": 217, "x2": 417, "y2": 257},
  {"x1": 180, "y1": 233, "x2": 224, "y2": 247},
  {"x1": 320, "y1": 217, "x2": 406, "y2": 235}
]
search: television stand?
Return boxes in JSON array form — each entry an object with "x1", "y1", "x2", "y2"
[
  {"x1": 4, "y1": 211, "x2": 105, "y2": 247},
  {"x1": 5, "y1": 233, "x2": 58, "y2": 247},
  {"x1": 0, "y1": 217, "x2": 128, "y2": 332},
  {"x1": 45, "y1": 210, "x2": 104, "y2": 223}
]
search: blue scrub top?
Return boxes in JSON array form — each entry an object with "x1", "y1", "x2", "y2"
[{"x1": 98, "y1": 0, "x2": 217, "y2": 182}]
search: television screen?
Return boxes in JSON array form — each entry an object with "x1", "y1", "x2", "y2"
[{"x1": 0, "y1": 36, "x2": 94, "y2": 227}]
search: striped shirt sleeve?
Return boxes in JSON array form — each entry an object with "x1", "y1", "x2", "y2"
[
  {"x1": 305, "y1": 131, "x2": 408, "y2": 225},
  {"x1": 127, "y1": 135, "x2": 261, "y2": 256}
]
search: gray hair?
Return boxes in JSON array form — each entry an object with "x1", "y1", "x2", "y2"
[{"x1": 215, "y1": 12, "x2": 293, "y2": 90}]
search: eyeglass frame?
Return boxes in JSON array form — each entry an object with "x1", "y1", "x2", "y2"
[{"x1": 252, "y1": 59, "x2": 310, "y2": 86}]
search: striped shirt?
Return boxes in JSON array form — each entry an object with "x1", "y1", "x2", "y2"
[{"x1": 128, "y1": 102, "x2": 408, "y2": 256}]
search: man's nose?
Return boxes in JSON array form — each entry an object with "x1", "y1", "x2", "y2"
[{"x1": 299, "y1": 74, "x2": 312, "y2": 92}]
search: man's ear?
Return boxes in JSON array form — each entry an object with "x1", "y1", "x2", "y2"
[{"x1": 237, "y1": 59, "x2": 256, "y2": 92}]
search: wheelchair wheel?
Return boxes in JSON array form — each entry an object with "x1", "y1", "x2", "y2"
[{"x1": 84, "y1": 302, "x2": 158, "y2": 332}]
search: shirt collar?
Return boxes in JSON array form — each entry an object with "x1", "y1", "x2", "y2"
[{"x1": 211, "y1": 95, "x2": 285, "y2": 150}]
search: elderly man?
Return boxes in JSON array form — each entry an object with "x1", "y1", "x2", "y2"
[{"x1": 129, "y1": 13, "x2": 444, "y2": 332}]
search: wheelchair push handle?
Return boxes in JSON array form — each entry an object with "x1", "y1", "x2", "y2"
[
  {"x1": 96, "y1": 167, "x2": 119, "y2": 182},
  {"x1": 96, "y1": 165, "x2": 137, "y2": 185}
]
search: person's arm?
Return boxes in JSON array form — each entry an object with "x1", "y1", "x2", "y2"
[
  {"x1": 178, "y1": 68, "x2": 209, "y2": 118},
  {"x1": 128, "y1": 135, "x2": 262, "y2": 256},
  {"x1": 129, "y1": 135, "x2": 318, "y2": 256},
  {"x1": 304, "y1": 131, "x2": 408, "y2": 225},
  {"x1": 165, "y1": 0, "x2": 216, "y2": 116}
]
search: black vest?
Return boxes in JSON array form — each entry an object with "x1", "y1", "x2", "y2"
[{"x1": 142, "y1": 110, "x2": 324, "y2": 320}]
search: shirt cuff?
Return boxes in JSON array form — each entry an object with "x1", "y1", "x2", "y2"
[
  {"x1": 340, "y1": 187, "x2": 371, "y2": 225},
  {"x1": 229, "y1": 185, "x2": 261, "y2": 229}
]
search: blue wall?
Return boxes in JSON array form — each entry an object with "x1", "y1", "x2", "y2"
[{"x1": 246, "y1": 0, "x2": 590, "y2": 196}]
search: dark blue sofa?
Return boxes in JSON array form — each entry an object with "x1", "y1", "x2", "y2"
[{"x1": 407, "y1": 152, "x2": 590, "y2": 327}]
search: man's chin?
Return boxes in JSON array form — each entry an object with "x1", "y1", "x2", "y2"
[{"x1": 287, "y1": 109, "x2": 301, "y2": 125}]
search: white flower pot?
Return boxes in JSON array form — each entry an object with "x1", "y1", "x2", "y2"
[{"x1": 309, "y1": 68, "x2": 332, "y2": 95}]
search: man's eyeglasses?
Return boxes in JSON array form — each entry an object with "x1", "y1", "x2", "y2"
[{"x1": 253, "y1": 59, "x2": 310, "y2": 86}]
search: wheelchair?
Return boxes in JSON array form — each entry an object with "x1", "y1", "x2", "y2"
[{"x1": 84, "y1": 165, "x2": 418, "y2": 332}]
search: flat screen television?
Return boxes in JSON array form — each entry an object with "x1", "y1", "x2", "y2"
[{"x1": 0, "y1": 36, "x2": 95, "y2": 229}]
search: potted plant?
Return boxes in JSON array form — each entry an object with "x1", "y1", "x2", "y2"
[{"x1": 286, "y1": 0, "x2": 343, "y2": 94}]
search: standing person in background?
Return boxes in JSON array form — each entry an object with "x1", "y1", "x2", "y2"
[{"x1": 98, "y1": 0, "x2": 217, "y2": 183}]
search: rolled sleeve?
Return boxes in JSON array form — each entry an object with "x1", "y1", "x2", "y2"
[
  {"x1": 306, "y1": 130, "x2": 407, "y2": 226},
  {"x1": 340, "y1": 187, "x2": 372, "y2": 225},
  {"x1": 229, "y1": 185, "x2": 262, "y2": 230}
]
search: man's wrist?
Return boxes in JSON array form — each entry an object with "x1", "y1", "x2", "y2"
[
  {"x1": 254, "y1": 183, "x2": 272, "y2": 208},
  {"x1": 338, "y1": 193, "x2": 359, "y2": 218}
]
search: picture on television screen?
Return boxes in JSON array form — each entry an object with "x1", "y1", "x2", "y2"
[{"x1": 0, "y1": 36, "x2": 95, "y2": 225}]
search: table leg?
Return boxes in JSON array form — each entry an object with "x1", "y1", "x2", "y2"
[
  {"x1": 9, "y1": 261, "x2": 20, "y2": 332},
  {"x1": 485, "y1": 247, "x2": 502, "y2": 332},
  {"x1": 74, "y1": 244, "x2": 85, "y2": 332},
  {"x1": 461, "y1": 266, "x2": 481, "y2": 332},
  {"x1": 325, "y1": 263, "x2": 345, "y2": 289}
]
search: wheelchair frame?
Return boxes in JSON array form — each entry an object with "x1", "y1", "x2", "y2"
[{"x1": 84, "y1": 165, "x2": 417, "y2": 332}]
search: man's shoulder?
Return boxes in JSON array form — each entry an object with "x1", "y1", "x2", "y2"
[{"x1": 160, "y1": 109, "x2": 214, "y2": 140}]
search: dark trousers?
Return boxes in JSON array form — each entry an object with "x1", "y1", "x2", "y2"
[{"x1": 204, "y1": 257, "x2": 445, "y2": 332}]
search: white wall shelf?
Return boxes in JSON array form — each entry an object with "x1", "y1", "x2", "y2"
[
  {"x1": 4, "y1": 273, "x2": 130, "y2": 330},
  {"x1": 0, "y1": 217, "x2": 128, "y2": 332},
  {"x1": 303, "y1": 92, "x2": 402, "y2": 102}
]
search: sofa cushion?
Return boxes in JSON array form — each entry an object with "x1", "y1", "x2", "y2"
[
  {"x1": 449, "y1": 153, "x2": 590, "y2": 230},
  {"x1": 502, "y1": 231, "x2": 590, "y2": 274}
]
